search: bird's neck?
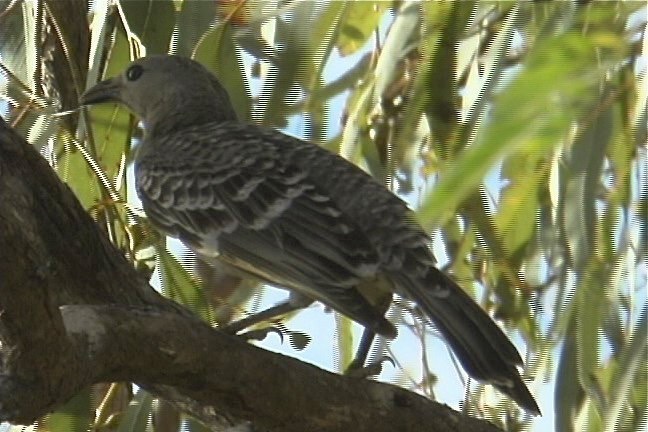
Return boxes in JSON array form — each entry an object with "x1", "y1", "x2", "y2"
[{"x1": 143, "y1": 96, "x2": 238, "y2": 139}]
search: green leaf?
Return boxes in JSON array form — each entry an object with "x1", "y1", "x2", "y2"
[
  {"x1": 335, "y1": 313, "x2": 354, "y2": 372},
  {"x1": 494, "y1": 162, "x2": 544, "y2": 256},
  {"x1": 55, "y1": 128, "x2": 101, "y2": 210},
  {"x1": 336, "y1": 1, "x2": 386, "y2": 57},
  {"x1": 44, "y1": 389, "x2": 92, "y2": 432},
  {"x1": 307, "y1": 52, "x2": 372, "y2": 106},
  {"x1": 555, "y1": 317, "x2": 584, "y2": 432},
  {"x1": 0, "y1": 3, "x2": 28, "y2": 84},
  {"x1": 185, "y1": 415, "x2": 212, "y2": 432},
  {"x1": 121, "y1": 0, "x2": 176, "y2": 55},
  {"x1": 603, "y1": 306, "x2": 648, "y2": 431},
  {"x1": 419, "y1": 24, "x2": 625, "y2": 230},
  {"x1": 560, "y1": 86, "x2": 614, "y2": 268},
  {"x1": 386, "y1": 2, "x2": 473, "y2": 187},
  {"x1": 157, "y1": 247, "x2": 214, "y2": 324},
  {"x1": 257, "y1": 1, "x2": 345, "y2": 134},
  {"x1": 340, "y1": 1, "x2": 419, "y2": 178},
  {"x1": 77, "y1": 25, "x2": 134, "y2": 250},
  {"x1": 339, "y1": 71, "x2": 375, "y2": 167},
  {"x1": 174, "y1": 0, "x2": 217, "y2": 57},
  {"x1": 573, "y1": 256, "x2": 610, "y2": 415},
  {"x1": 299, "y1": 2, "x2": 347, "y2": 142},
  {"x1": 608, "y1": 65, "x2": 638, "y2": 208},
  {"x1": 116, "y1": 390, "x2": 153, "y2": 432},
  {"x1": 418, "y1": 2, "x2": 469, "y2": 152},
  {"x1": 84, "y1": 25, "x2": 134, "y2": 187},
  {"x1": 194, "y1": 23, "x2": 251, "y2": 121}
]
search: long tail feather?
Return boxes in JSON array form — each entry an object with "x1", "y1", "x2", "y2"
[{"x1": 392, "y1": 268, "x2": 540, "y2": 415}]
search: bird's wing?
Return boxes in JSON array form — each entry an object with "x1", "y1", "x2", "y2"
[{"x1": 136, "y1": 147, "x2": 394, "y2": 330}]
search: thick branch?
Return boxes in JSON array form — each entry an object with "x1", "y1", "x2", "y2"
[{"x1": 0, "y1": 117, "x2": 502, "y2": 431}]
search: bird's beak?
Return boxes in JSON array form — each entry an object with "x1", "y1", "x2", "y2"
[{"x1": 80, "y1": 78, "x2": 121, "y2": 106}]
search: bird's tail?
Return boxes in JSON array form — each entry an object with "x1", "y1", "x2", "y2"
[{"x1": 392, "y1": 267, "x2": 541, "y2": 415}]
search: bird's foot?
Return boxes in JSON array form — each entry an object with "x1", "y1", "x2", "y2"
[{"x1": 344, "y1": 356, "x2": 394, "y2": 378}]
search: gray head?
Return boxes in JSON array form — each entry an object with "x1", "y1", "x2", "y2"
[{"x1": 81, "y1": 55, "x2": 238, "y2": 137}]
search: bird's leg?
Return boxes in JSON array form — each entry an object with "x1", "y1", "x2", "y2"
[
  {"x1": 345, "y1": 293, "x2": 394, "y2": 377},
  {"x1": 221, "y1": 292, "x2": 313, "y2": 336},
  {"x1": 345, "y1": 328, "x2": 395, "y2": 378},
  {"x1": 345, "y1": 327, "x2": 377, "y2": 373}
]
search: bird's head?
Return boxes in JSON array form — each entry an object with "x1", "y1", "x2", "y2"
[{"x1": 81, "y1": 55, "x2": 238, "y2": 136}]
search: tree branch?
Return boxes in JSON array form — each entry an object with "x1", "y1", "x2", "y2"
[{"x1": 0, "y1": 117, "x2": 502, "y2": 431}]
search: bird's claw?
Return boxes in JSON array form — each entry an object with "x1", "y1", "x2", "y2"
[
  {"x1": 236, "y1": 326, "x2": 284, "y2": 343},
  {"x1": 344, "y1": 355, "x2": 395, "y2": 378}
]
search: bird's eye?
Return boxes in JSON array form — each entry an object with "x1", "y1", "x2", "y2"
[{"x1": 126, "y1": 65, "x2": 143, "y2": 81}]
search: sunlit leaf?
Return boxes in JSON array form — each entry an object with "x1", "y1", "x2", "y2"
[
  {"x1": 419, "y1": 26, "x2": 626, "y2": 229},
  {"x1": 336, "y1": 1, "x2": 386, "y2": 57},
  {"x1": 335, "y1": 313, "x2": 354, "y2": 373},
  {"x1": 42, "y1": 389, "x2": 92, "y2": 432}
]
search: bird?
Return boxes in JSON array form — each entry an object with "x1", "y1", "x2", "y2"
[{"x1": 80, "y1": 54, "x2": 540, "y2": 415}]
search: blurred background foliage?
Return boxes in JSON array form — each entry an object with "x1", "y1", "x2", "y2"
[{"x1": 0, "y1": 1, "x2": 645, "y2": 431}]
